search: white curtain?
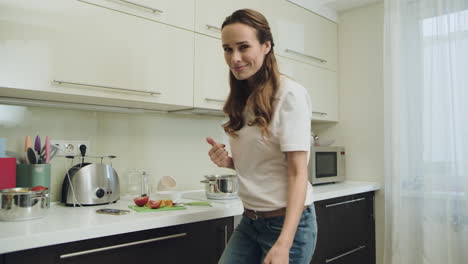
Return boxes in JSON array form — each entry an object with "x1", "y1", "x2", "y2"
[{"x1": 384, "y1": 0, "x2": 468, "y2": 264}]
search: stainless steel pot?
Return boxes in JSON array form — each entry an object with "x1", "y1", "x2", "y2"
[
  {"x1": 0, "y1": 187, "x2": 50, "y2": 221},
  {"x1": 201, "y1": 175, "x2": 238, "y2": 200}
]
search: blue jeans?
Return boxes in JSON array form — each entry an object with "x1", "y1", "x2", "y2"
[{"x1": 219, "y1": 205, "x2": 318, "y2": 264}]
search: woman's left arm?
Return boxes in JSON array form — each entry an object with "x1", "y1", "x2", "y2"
[{"x1": 263, "y1": 151, "x2": 309, "y2": 264}]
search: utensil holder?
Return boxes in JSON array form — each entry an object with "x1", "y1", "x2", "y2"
[{"x1": 16, "y1": 164, "x2": 51, "y2": 189}]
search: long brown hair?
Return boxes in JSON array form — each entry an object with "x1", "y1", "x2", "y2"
[{"x1": 221, "y1": 9, "x2": 280, "y2": 137}]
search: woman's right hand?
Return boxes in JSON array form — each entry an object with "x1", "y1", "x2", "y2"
[{"x1": 206, "y1": 137, "x2": 234, "y2": 169}]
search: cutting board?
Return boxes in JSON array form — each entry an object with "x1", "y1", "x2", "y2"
[{"x1": 128, "y1": 205, "x2": 187, "y2": 212}]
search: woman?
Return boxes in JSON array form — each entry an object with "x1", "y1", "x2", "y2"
[{"x1": 206, "y1": 9, "x2": 317, "y2": 264}]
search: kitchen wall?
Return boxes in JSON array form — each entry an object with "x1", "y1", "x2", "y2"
[
  {"x1": 314, "y1": 2, "x2": 385, "y2": 264},
  {"x1": 0, "y1": 104, "x2": 234, "y2": 201}
]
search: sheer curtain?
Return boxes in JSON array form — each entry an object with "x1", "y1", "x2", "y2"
[{"x1": 384, "y1": 0, "x2": 468, "y2": 264}]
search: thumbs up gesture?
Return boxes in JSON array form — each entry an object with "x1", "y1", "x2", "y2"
[{"x1": 206, "y1": 137, "x2": 234, "y2": 169}]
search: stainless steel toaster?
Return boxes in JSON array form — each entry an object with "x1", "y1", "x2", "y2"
[{"x1": 61, "y1": 163, "x2": 120, "y2": 206}]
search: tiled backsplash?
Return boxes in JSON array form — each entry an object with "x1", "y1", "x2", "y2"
[{"x1": 0, "y1": 104, "x2": 234, "y2": 202}]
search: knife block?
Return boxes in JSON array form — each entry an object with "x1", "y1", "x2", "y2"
[{"x1": 16, "y1": 164, "x2": 51, "y2": 189}]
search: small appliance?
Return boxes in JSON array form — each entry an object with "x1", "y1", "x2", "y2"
[
  {"x1": 309, "y1": 146, "x2": 345, "y2": 185},
  {"x1": 61, "y1": 145, "x2": 120, "y2": 206},
  {"x1": 61, "y1": 163, "x2": 120, "y2": 206}
]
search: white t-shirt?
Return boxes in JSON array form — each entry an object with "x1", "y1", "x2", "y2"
[{"x1": 229, "y1": 76, "x2": 314, "y2": 211}]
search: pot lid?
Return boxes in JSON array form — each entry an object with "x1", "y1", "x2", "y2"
[{"x1": 204, "y1": 174, "x2": 237, "y2": 180}]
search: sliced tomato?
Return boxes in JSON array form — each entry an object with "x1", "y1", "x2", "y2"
[
  {"x1": 148, "y1": 200, "x2": 162, "y2": 209},
  {"x1": 133, "y1": 196, "x2": 149, "y2": 207},
  {"x1": 31, "y1": 186, "x2": 48, "y2": 192}
]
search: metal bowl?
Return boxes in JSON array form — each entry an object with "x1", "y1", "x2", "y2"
[
  {"x1": 0, "y1": 187, "x2": 50, "y2": 221},
  {"x1": 201, "y1": 175, "x2": 238, "y2": 200}
]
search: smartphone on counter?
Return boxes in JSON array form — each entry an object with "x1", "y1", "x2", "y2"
[{"x1": 96, "y1": 208, "x2": 130, "y2": 215}]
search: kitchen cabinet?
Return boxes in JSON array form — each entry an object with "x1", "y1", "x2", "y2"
[
  {"x1": 269, "y1": 0, "x2": 338, "y2": 72},
  {"x1": 0, "y1": 0, "x2": 193, "y2": 111},
  {"x1": 194, "y1": 0, "x2": 272, "y2": 39},
  {"x1": 312, "y1": 191, "x2": 376, "y2": 264},
  {"x1": 2, "y1": 216, "x2": 233, "y2": 264},
  {"x1": 278, "y1": 56, "x2": 338, "y2": 121},
  {"x1": 193, "y1": 34, "x2": 230, "y2": 110},
  {"x1": 82, "y1": 0, "x2": 195, "y2": 31}
]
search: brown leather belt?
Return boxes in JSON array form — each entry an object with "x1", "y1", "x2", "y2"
[{"x1": 243, "y1": 207, "x2": 287, "y2": 220}]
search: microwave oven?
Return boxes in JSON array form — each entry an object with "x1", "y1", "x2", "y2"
[{"x1": 308, "y1": 146, "x2": 345, "y2": 185}]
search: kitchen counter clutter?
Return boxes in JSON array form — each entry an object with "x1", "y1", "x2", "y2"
[{"x1": 0, "y1": 181, "x2": 380, "y2": 255}]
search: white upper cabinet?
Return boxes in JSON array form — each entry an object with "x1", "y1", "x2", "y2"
[
  {"x1": 277, "y1": 55, "x2": 338, "y2": 122},
  {"x1": 0, "y1": 0, "x2": 193, "y2": 110},
  {"x1": 269, "y1": 1, "x2": 338, "y2": 71},
  {"x1": 80, "y1": 0, "x2": 195, "y2": 31},
  {"x1": 194, "y1": 34, "x2": 230, "y2": 110},
  {"x1": 195, "y1": 0, "x2": 272, "y2": 39}
]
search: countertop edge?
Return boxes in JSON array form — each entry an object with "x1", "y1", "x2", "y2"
[{"x1": 0, "y1": 181, "x2": 381, "y2": 254}]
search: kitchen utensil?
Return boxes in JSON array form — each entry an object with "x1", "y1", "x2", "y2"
[
  {"x1": 157, "y1": 175, "x2": 177, "y2": 191},
  {"x1": 173, "y1": 201, "x2": 212, "y2": 207},
  {"x1": 0, "y1": 187, "x2": 50, "y2": 221},
  {"x1": 45, "y1": 136, "x2": 50, "y2": 163},
  {"x1": 201, "y1": 175, "x2": 238, "y2": 200},
  {"x1": 24, "y1": 136, "x2": 32, "y2": 164},
  {"x1": 61, "y1": 163, "x2": 120, "y2": 206},
  {"x1": 34, "y1": 135, "x2": 41, "y2": 155},
  {"x1": 39, "y1": 144, "x2": 58, "y2": 164},
  {"x1": 27, "y1": 147, "x2": 37, "y2": 164}
]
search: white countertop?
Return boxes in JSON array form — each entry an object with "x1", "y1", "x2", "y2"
[{"x1": 0, "y1": 181, "x2": 380, "y2": 254}]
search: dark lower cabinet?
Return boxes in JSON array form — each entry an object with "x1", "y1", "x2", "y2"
[
  {"x1": 312, "y1": 191, "x2": 376, "y2": 264},
  {"x1": 2, "y1": 217, "x2": 233, "y2": 264},
  {"x1": 1, "y1": 192, "x2": 376, "y2": 264}
]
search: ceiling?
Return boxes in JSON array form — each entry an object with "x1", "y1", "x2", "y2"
[{"x1": 320, "y1": 0, "x2": 382, "y2": 12}]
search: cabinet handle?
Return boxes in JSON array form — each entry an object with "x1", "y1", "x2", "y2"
[
  {"x1": 205, "y1": 98, "x2": 225, "y2": 103},
  {"x1": 312, "y1": 111, "x2": 328, "y2": 116},
  {"x1": 53, "y1": 80, "x2": 162, "y2": 96},
  {"x1": 285, "y1": 49, "x2": 327, "y2": 63},
  {"x1": 325, "y1": 198, "x2": 366, "y2": 208},
  {"x1": 206, "y1": 24, "x2": 222, "y2": 32},
  {"x1": 117, "y1": 0, "x2": 163, "y2": 13},
  {"x1": 325, "y1": 245, "x2": 366, "y2": 263},
  {"x1": 59, "y1": 232, "x2": 187, "y2": 259}
]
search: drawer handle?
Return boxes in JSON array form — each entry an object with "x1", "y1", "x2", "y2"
[
  {"x1": 325, "y1": 245, "x2": 366, "y2": 263},
  {"x1": 206, "y1": 24, "x2": 222, "y2": 32},
  {"x1": 312, "y1": 111, "x2": 328, "y2": 116},
  {"x1": 285, "y1": 49, "x2": 327, "y2": 63},
  {"x1": 224, "y1": 225, "x2": 228, "y2": 247},
  {"x1": 325, "y1": 198, "x2": 366, "y2": 208},
  {"x1": 59, "y1": 232, "x2": 187, "y2": 259},
  {"x1": 53, "y1": 80, "x2": 162, "y2": 96},
  {"x1": 205, "y1": 98, "x2": 225, "y2": 103},
  {"x1": 118, "y1": 0, "x2": 163, "y2": 13}
]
